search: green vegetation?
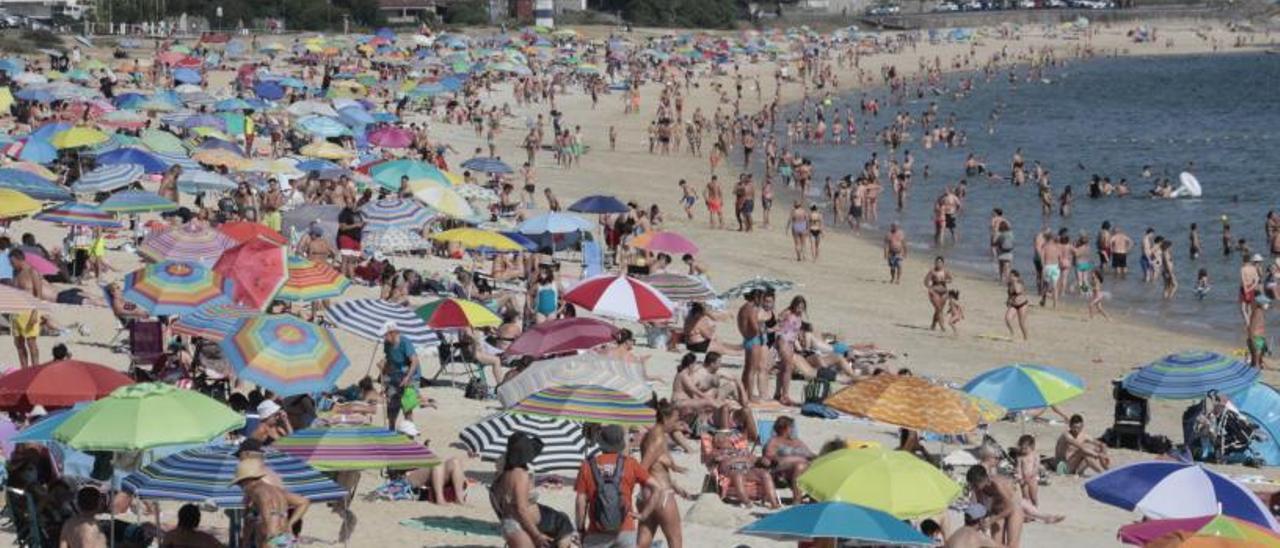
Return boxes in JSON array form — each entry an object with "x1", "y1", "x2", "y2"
[
  {"x1": 443, "y1": 0, "x2": 490, "y2": 26},
  {"x1": 96, "y1": 0, "x2": 385, "y2": 30},
  {"x1": 596, "y1": 0, "x2": 740, "y2": 29}
]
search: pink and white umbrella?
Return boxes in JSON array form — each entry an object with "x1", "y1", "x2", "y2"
[
  {"x1": 563, "y1": 274, "x2": 674, "y2": 322},
  {"x1": 630, "y1": 230, "x2": 699, "y2": 256}
]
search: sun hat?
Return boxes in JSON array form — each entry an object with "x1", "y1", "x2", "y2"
[
  {"x1": 1252, "y1": 253, "x2": 1264, "y2": 263},
  {"x1": 256, "y1": 400, "x2": 281, "y2": 418},
  {"x1": 231, "y1": 458, "x2": 269, "y2": 485}
]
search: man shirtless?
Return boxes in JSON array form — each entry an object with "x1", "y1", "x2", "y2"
[
  {"x1": 945, "y1": 503, "x2": 1002, "y2": 548},
  {"x1": 1141, "y1": 228, "x2": 1158, "y2": 283},
  {"x1": 1039, "y1": 235, "x2": 1063, "y2": 308},
  {"x1": 966, "y1": 466, "x2": 1023, "y2": 548},
  {"x1": 302, "y1": 226, "x2": 337, "y2": 266},
  {"x1": 9, "y1": 249, "x2": 42, "y2": 367},
  {"x1": 1054, "y1": 414, "x2": 1110, "y2": 476},
  {"x1": 939, "y1": 188, "x2": 961, "y2": 243},
  {"x1": 158, "y1": 165, "x2": 181, "y2": 204},
  {"x1": 884, "y1": 223, "x2": 906, "y2": 284},
  {"x1": 1241, "y1": 254, "x2": 1262, "y2": 324},
  {"x1": 60, "y1": 487, "x2": 108, "y2": 548},
  {"x1": 704, "y1": 176, "x2": 725, "y2": 229},
  {"x1": 736, "y1": 290, "x2": 765, "y2": 402},
  {"x1": 235, "y1": 460, "x2": 310, "y2": 548},
  {"x1": 1108, "y1": 227, "x2": 1134, "y2": 277}
]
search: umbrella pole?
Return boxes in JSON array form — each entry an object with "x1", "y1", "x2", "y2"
[{"x1": 362, "y1": 341, "x2": 380, "y2": 378}]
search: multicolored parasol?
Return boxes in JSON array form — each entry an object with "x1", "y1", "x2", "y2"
[
  {"x1": 510, "y1": 385, "x2": 655, "y2": 426},
  {"x1": 277, "y1": 255, "x2": 350, "y2": 302},
  {"x1": 1122, "y1": 351, "x2": 1260, "y2": 400},
  {"x1": 100, "y1": 190, "x2": 178, "y2": 214},
  {"x1": 414, "y1": 298, "x2": 501, "y2": 329},
  {"x1": 220, "y1": 314, "x2": 350, "y2": 396},
  {"x1": 274, "y1": 425, "x2": 441, "y2": 471},
  {"x1": 640, "y1": 273, "x2": 716, "y2": 302},
  {"x1": 122, "y1": 260, "x2": 232, "y2": 316},
  {"x1": 139, "y1": 222, "x2": 239, "y2": 265},
  {"x1": 171, "y1": 302, "x2": 260, "y2": 342},
  {"x1": 0, "y1": 285, "x2": 51, "y2": 314},
  {"x1": 360, "y1": 197, "x2": 436, "y2": 232},
  {"x1": 563, "y1": 274, "x2": 674, "y2": 322},
  {"x1": 34, "y1": 201, "x2": 123, "y2": 229},
  {"x1": 963, "y1": 363, "x2": 1085, "y2": 411}
]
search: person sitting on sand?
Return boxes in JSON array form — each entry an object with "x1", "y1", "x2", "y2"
[
  {"x1": 490, "y1": 433, "x2": 577, "y2": 548},
  {"x1": 682, "y1": 302, "x2": 740, "y2": 356},
  {"x1": 967, "y1": 464, "x2": 1024, "y2": 548},
  {"x1": 761, "y1": 417, "x2": 813, "y2": 505},
  {"x1": 1053, "y1": 414, "x2": 1111, "y2": 476},
  {"x1": 944, "y1": 503, "x2": 1001, "y2": 548},
  {"x1": 161, "y1": 504, "x2": 226, "y2": 548}
]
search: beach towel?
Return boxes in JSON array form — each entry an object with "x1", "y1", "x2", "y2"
[{"x1": 398, "y1": 516, "x2": 501, "y2": 537}]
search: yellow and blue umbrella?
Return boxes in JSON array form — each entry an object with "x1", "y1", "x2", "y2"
[
  {"x1": 219, "y1": 315, "x2": 350, "y2": 397},
  {"x1": 739, "y1": 501, "x2": 934, "y2": 545},
  {"x1": 963, "y1": 363, "x2": 1085, "y2": 411},
  {"x1": 1123, "y1": 351, "x2": 1259, "y2": 400},
  {"x1": 71, "y1": 163, "x2": 145, "y2": 194},
  {"x1": 122, "y1": 261, "x2": 232, "y2": 316},
  {"x1": 0, "y1": 167, "x2": 73, "y2": 201},
  {"x1": 100, "y1": 190, "x2": 178, "y2": 214},
  {"x1": 49, "y1": 126, "x2": 108, "y2": 149},
  {"x1": 0, "y1": 189, "x2": 41, "y2": 218}
]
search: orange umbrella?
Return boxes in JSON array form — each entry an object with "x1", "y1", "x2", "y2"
[
  {"x1": 212, "y1": 239, "x2": 287, "y2": 311},
  {"x1": 825, "y1": 375, "x2": 999, "y2": 435}
]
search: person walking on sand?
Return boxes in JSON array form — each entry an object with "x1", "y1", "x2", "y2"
[
  {"x1": 924, "y1": 257, "x2": 952, "y2": 332},
  {"x1": 704, "y1": 176, "x2": 724, "y2": 230},
  {"x1": 575, "y1": 425, "x2": 662, "y2": 548},
  {"x1": 884, "y1": 222, "x2": 906, "y2": 284},
  {"x1": 1005, "y1": 270, "x2": 1029, "y2": 340},
  {"x1": 8, "y1": 249, "x2": 41, "y2": 368},
  {"x1": 807, "y1": 205, "x2": 824, "y2": 261},
  {"x1": 787, "y1": 202, "x2": 808, "y2": 262},
  {"x1": 1039, "y1": 234, "x2": 1063, "y2": 309}
]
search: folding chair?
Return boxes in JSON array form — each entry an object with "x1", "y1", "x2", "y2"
[
  {"x1": 582, "y1": 240, "x2": 604, "y2": 278},
  {"x1": 127, "y1": 320, "x2": 165, "y2": 379},
  {"x1": 430, "y1": 340, "x2": 484, "y2": 385}
]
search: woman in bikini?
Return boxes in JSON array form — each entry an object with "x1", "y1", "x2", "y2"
[
  {"x1": 682, "y1": 303, "x2": 739, "y2": 356},
  {"x1": 638, "y1": 400, "x2": 691, "y2": 548},
  {"x1": 807, "y1": 205, "x2": 824, "y2": 261},
  {"x1": 924, "y1": 256, "x2": 952, "y2": 332},
  {"x1": 787, "y1": 202, "x2": 808, "y2": 262},
  {"x1": 490, "y1": 433, "x2": 575, "y2": 548},
  {"x1": 773, "y1": 297, "x2": 807, "y2": 406},
  {"x1": 1005, "y1": 270, "x2": 1030, "y2": 340},
  {"x1": 761, "y1": 417, "x2": 814, "y2": 504}
]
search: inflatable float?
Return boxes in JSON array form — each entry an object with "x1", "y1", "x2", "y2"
[{"x1": 1171, "y1": 171, "x2": 1202, "y2": 198}]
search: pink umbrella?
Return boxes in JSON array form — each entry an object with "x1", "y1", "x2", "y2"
[
  {"x1": 1117, "y1": 516, "x2": 1215, "y2": 545},
  {"x1": 503, "y1": 317, "x2": 619, "y2": 359},
  {"x1": 367, "y1": 127, "x2": 414, "y2": 149},
  {"x1": 630, "y1": 230, "x2": 699, "y2": 256},
  {"x1": 17, "y1": 251, "x2": 57, "y2": 276},
  {"x1": 212, "y1": 239, "x2": 287, "y2": 311},
  {"x1": 563, "y1": 274, "x2": 674, "y2": 322}
]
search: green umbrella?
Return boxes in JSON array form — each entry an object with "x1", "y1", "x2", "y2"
[
  {"x1": 141, "y1": 129, "x2": 187, "y2": 154},
  {"x1": 53, "y1": 383, "x2": 244, "y2": 451}
]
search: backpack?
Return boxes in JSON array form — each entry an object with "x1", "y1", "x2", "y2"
[
  {"x1": 587, "y1": 456, "x2": 627, "y2": 532},
  {"x1": 803, "y1": 377, "x2": 832, "y2": 404}
]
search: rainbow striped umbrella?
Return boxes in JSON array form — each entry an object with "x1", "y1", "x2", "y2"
[
  {"x1": 963, "y1": 364, "x2": 1085, "y2": 411},
  {"x1": 34, "y1": 201, "x2": 123, "y2": 229},
  {"x1": 274, "y1": 425, "x2": 441, "y2": 471},
  {"x1": 122, "y1": 261, "x2": 232, "y2": 316},
  {"x1": 220, "y1": 315, "x2": 350, "y2": 396},
  {"x1": 360, "y1": 197, "x2": 436, "y2": 232},
  {"x1": 100, "y1": 190, "x2": 177, "y2": 214},
  {"x1": 414, "y1": 297, "x2": 500, "y2": 329},
  {"x1": 139, "y1": 223, "x2": 238, "y2": 265},
  {"x1": 277, "y1": 255, "x2": 350, "y2": 302},
  {"x1": 1123, "y1": 351, "x2": 1260, "y2": 400},
  {"x1": 511, "y1": 385, "x2": 655, "y2": 426},
  {"x1": 122, "y1": 446, "x2": 348, "y2": 508},
  {"x1": 171, "y1": 302, "x2": 259, "y2": 342}
]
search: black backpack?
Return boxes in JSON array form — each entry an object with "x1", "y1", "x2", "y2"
[{"x1": 587, "y1": 456, "x2": 626, "y2": 532}]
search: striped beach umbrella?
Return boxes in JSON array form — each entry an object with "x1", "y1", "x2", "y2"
[
  {"x1": 497, "y1": 353, "x2": 648, "y2": 409},
  {"x1": 511, "y1": 385, "x2": 655, "y2": 426},
  {"x1": 220, "y1": 315, "x2": 350, "y2": 396},
  {"x1": 122, "y1": 261, "x2": 232, "y2": 316},
  {"x1": 139, "y1": 223, "x2": 239, "y2": 265},
  {"x1": 153, "y1": 152, "x2": 203, "y2": 171},
  {"x1": 100, "y1": 190, "x2": 178, "y2": 214},
  {"x1": 34, "y1": 202, "x2": 122, "y2": 229},
  {"x1": 176, "y1": 169, "x2": 236, "y2": 194},
  {"x1": 140, "y1": 130, "x2": 187, "y2": 154},
  {"x1": 171, "y1": 302, "x2": 259, "y2": 342},
  {"x1": 0, "y1": 168, "x2": 72, "y2": 201},
  {"x1": 360, "y1": 198, "x2": 435, "y2": 232},
  {"x1": 459, "y1": 413, "x2": 599, "y2": 473},
  {"x1": 277, "y1": 256, "x2": 350, "y2": 303},
  {"x1": 212, "y1": 239, "x2": 287, "y2": 311},
  {"x1": 460, "y1": 156, "x2": 513, "y2": 174},
  {"x1": 326, "y1": 299, "x2": 439, "y2": 347},
  {"x1": 122, "y1": 446, "x2": 348, "y2": 508},
  {"x1": 71, "y1": 163, "x2": 145, "y2": 194},
  {"x1": 192, "y1": 148, "x2": 247, "y2": 169},
  {"x1": 1086, "y1": 461, "x2": 1278, "y2": 530},
  {"x1": 1122, "y1": 351, "x2": 1259, "y2": 400},
  {"x1": 825, "y1": 375, "x2": 998, "y2": 435},
  {"x1": 718, "y1": 276, "x2": 795, "y2": 300},
  {"x1": 0, "y1": 285, "x2": 51, "y2": 314},
  {"x1": 0, "y1": 189, "x2": 41, "y2": 218},
  {"x1": 361, "y1": 228, "x2": 432, "y2": 255},
  {"x1": 963, "y1": 364, "x2": 1085, "y2": 411},
  {"x1": 414, "y1": 298, "x2": 500, "y2": 329},
  {"x1": 563, "y1": 274, "x2": 674, "y2": 322},
  {"x1": 640, "y1": 273, "x2": 716, "y2": 302},
  {"x1": 275, "y1": 425, "x2": 441, "y2": 471}
]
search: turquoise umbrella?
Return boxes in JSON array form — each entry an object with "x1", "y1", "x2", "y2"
[
  {"x1": 739, "y1": 502, "x2": 934, "y2": 545},
  {"x1": 1123, "y1": 351, "x2": 1259, "y2": 400},
  {"x1": 963, "y1": 364, "x2": 1085, "y2": 411}
]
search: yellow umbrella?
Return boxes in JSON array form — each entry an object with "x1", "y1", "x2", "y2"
[
  {"x1": 192, "y1": 148, "x2": 248, "y2": 169},
  {"x1": 191, "y1": 127, "x2": 234, "y2": 141},
  {"x1": 430, "y1": 228, "x2": 523, "y2": 252},
  {"x1": 797, "y1": 448, "x2": 962, "y2": 519},
  {"x1": 328, "y1": 80, "x2": 366, "y2": 98},
  {"x1": 0, "y1": 189, "x2": 41, "y2": 218},
  {"x1": 299, "y1": 141, "x2": 353, "y2": 160},
  {"x1": 824, "y1": 374, "x2": 999, "y2": 435},
  {"x1": 49, "y1": 126, "x2": 109, "y2": 149},
  {"x1": 0, "y1": 87, "x2": 13, "y2": 113},
  {"x1": 409, "y1": 181, "x2": 474, "y2": 218}
]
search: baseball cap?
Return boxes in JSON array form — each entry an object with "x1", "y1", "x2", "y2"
[
  {"x1": 396, "y1": 420, "x2": 420, "y2": 438},
  {"x1": 256, "y1": 400, "x2": 281, "y2": 418},
  {"x1": 380, "y1": 320, "x2": 399, "y2": 336},
  {"x1": 1252, "y1": 253, "x2": 1264, "y2": 263}
]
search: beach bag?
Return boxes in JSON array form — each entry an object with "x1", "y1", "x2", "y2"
[
  {"x1": 400, "y1": 386, "x2": 421, "y2": 411},
  {"x1": 803, "y1": 378, "x2": 831, "y2": 404},
  {"x1": 464, "y1": 376, "x2": 490, "y2": 400},
  {"x1": 587, "y1": 456, "x2": 627, "y2": 532}
]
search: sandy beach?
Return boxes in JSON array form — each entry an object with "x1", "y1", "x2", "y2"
[{"x1": 0, "y1": 15, "x2": 1274, "y2": 548}]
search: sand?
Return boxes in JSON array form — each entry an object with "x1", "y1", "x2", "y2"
[{"x1": 0, "y1": 18, "x2": 1273, "y2": 547}]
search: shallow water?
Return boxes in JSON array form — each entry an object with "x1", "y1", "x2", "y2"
[{"x1": 788, "y1": 52, "x2": 1280, "y2": 339}]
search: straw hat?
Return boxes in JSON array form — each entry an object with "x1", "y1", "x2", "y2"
[{"x1": 231, "y1": 458, "x2": 269, "y2": 485}]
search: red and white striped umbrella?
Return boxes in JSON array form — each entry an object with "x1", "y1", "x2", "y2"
[{"x1": 563, "y1": 274, "x2": 674, "y2": 322}]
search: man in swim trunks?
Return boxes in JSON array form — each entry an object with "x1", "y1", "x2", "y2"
[
  {"x1": 884, "y1": 222, "x2": 906, "y2": 284},
  {"x1": 1108, "y1": 227, "x2": 1133, "y2": 277},
  {"x1": 1039, "y1": 234, "x2": 1063, "y2": 309},
  {"x1": 1140, "y1": 228, "x2": 1157, "y2": 283},
  {"x1": 736, "y1": 290, "x2": 765, "y2": 402},
  {"x1": 1241, "y1": 254, "x2": 1263, "y2": 325},
  {"x1": 678, "y1": 179, "x2": 696, "y2": 220},
  {"x1": 704, "y1": 175, "x2": 724, "y2": 230},
  {"x1": 336, "y1": 205, "x2": 364, "y2": 278},
  {"x1": 1247, "y1": 297, "x2": 1269, "y2": 368},
  {"x1": 235, "y1": 459, "x2": 309, "y2": 548},
  {"x1": 739, "y1": 174, "x2": 755, "y2": 233},
  {"x1": 8, "y1": 249, "x2": 41, "y2": 367}
]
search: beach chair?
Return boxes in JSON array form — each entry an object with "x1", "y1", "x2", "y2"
[
  {"x1": 431, "y1": 340, "x2": 484, "y2": 385},
  {"x1": 127, "y1": 320, "x2": 165, "y2": 378},
  {"x1": 582, "y1": 240, "x2": 604, "y2": 278}
]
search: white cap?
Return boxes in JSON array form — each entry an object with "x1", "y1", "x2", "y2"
[
  {"x1": 1252, "y1": 253, "x2": 1264, "y2": 263},
  {"x1": 380, "y1": 320, "x2": 399, "y2": 336},
  {"x1": 256, "y1": 400, "x2": 281, "y2": 418},
  {"x1": 396, "y1": 420, "x2": 420, "y2": 438}
]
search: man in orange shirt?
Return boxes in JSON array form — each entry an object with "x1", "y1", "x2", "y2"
[{"x1": 575, "y1": 425, "x2": 662, "y2": 548}]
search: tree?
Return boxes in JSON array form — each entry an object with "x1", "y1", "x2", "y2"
[
  {"x1": 623, "y1": 0, "x2": 737, "y2": 28},
  {"x1": 444, "y1": 0, "x2": 489, "y2": 25}
]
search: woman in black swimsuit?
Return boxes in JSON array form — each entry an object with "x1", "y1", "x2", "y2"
[
  {"x1": 924, "y1": 257, "x2": 952, "y2": 332},
  {"x1": 1004, "y1": 270, "x2": 1030, "y2": 340}
]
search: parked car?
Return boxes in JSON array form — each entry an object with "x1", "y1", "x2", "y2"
[
  {"x1": 867, "y1": 4, "x2": 902, "y2": 15},
  {"x1": 933, "y1": 1, "x2": 961, "y2": 10}
]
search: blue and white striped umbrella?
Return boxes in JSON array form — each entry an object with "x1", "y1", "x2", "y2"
[
  {"x1": 99, "y1": 190, "x2": 178, "y2": 214},
  {"x1": 1122, "y1": 351, "x2": 1259, "y2": 400},
  {"x1": 71, "y1": 164, "x2": 145, "y2": 194},
  {"x1": 460, "y1": 156, "x2": 514, "y2": 174},
  {"x1": 122, "y1": 445, "x2": 348, "y2": 508},
  {"x1": 177, "y1": 170, "x2": 237, "y2": 194},
  {"x1": 360, "y1": 198, "x2": 435, "y2": 232},
  {"x1": 298, "y1": 116, "x2": 351, "y2": 138},
  {"x1": 517, "y1": 212, "x2": 593, "y2": 235},
  {"x1": 326, "y1": 299, "x2": 439, "y2": 347},
  {"x1": 1085, "y1": 460, "x2": 1278, "y2": 530},
  {"x1": 0, "y1": 168, "x2": 72, "y2": 201},
  {"x1": 152, "y1": 152, "x2": 202, "y2": 171}
]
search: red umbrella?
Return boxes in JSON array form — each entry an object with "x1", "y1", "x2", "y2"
[
  {"x1": 0, "y1": 359, "x2": 133, "y2": 410},
  {"x1": 503, "y1": 317, "x2": 619, "y2": 360},
  {"x1": 563, "y1": 274, "x2": 674, "y2": 322},
  {"x1": 156, "y1": 51, "x2": 188, "y2": 65},
  {"x1": 217, "y1": 221, "x2": 288, "y2": 246},
  {"x1": 213, "y1": 239, "x2": 288, "y2": 311}
]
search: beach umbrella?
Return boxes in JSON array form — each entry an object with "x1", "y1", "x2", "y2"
[
  {"x1": 100, "y1": 190, "x2": 177, "y2": 214},
  {"x1": 0, "y1": 168, "x2": 73, "y2": 201},
  {"x1": 6, "y1": 138, "x2": 57, "y2": 164},
  {"x1": 217, "y1": 221, "x2": 288, "y2": 246},
  {"x1": 122, "y1": 446, "x2": 348, "y2": 508},
  {"x1": 367, "y1": 126, "x2": 414, "y2": 148},
  {"x1": 1119, "y1": 514, "x2": 1280, "y2": 546},
  {"x1": 94, "y1": 147, "x2": 168, "y2": 174},
  {"x1": 171, "y1": 302, "x2": 259, "y2": 342},
  {"x1": 497, "y1": 354, "x2": 648, "y2": 408},
  {"x1": 0, "y1": 285, "x2": 51, "y2": 314},
  {"x1": 34, "y1": 202, "x2": 123, "y2": 229},
  {"x1": 361, "y1": 228, "x2": 432, "y2": 255},
  {"x1": 122, "y1": 261, "x2": 232, "y2": 316},
  {"x1": 220, "y1": 314, "x2": 350, "y2": 396},
  {"x1": 963, "y1": 363, "x2": 1085, "y2": 411},
  {"x1": 337, "y1": 106, "x2": 375, "y2": 127},
  {"x1": 282, "y1": 205, "x2": 342, "y2": 244},
  {"x1": 286, "y1": 100, "x2": 339, "y2": 118},
  {"x1": 71, "y1": 163, "x2": 145, "y2": 194},
  {"x1": 140, "y1": 129, "x2": 187, "y2": 154},
  {"x1": 297, "y1": 116, "x2": 351, "y2": 138},
  {"x1": 563, "y1": 274, "x2": 674, "y2": 322},
  {"x1": 718, "y1": 276, "x2": 796, "y2": 300},
  {"x1": 503, "y1": 317, "x2": 618, "y2": 360},
  {"x1": 212, "y1": 238, "x2": 288, "y2": 311},
  {"x1": 739, "y1": 501, "x2": 935, "y2": 545},
  {"x1": 299, "y1": 141, "x2": 353, "y2": 160},
  {"x1": 99, "y1": 110, "x2": 149, "y2": 130},
  {"x1": 568, "y1": 195, "x2": 629, "y2": 214},
  {"x1": 326, "y1": 298, "x2": 439, "y2": 347},
  {"x1": 7, "y1": 162, "x2": 58, "y2": 181},
  {"x1": 252, "y1": 80, "x2": 285, "y2": 100},
  {"x1": 460, "y1": 156, "x2": 513, "y2": 174},
  {"x1": 214, "y1": 98, "x2": 253, "y2": 112},
  {"x1": 410, "y1": 182, "x2": 475, "y2": 219},
  {"x1": 153, "y1": 152, "x2": 205, "y2": 172},
  {"x1": 459, "y1": 413, "x2": 599, "y2": 473},
  {"x1": 0, "y1": 359, "x2": 132, "y2": 410},
  {"x1": 517, "y1": 212, "x2": 592, "y2": 236},
  {"x1": 630, "y1": 230, "x2": 699, "y2": 256},
  {"x1": 510, "y1": 385, "x2": 655, "y2": 426},
  {"x1": 798, "y1": 448, "x2": 961, "y2": 519},
  {"x1": 240, "y1": 158, "x2": 302, "y2": 177},
  {"x1": 176, "y1": 169, "x2": 237, "y2": 194},
  {"x1": 277, "y1": 255, "x2": 349, "y2": 302},
  {"x1": 49, "y1": 126, "x2": 108, "y2": 149},
  {"x1": 274, "y1": 425, "x2": 441, "y2": 471},
  {"x1": 0, "y1": 189, "x2": 41, "y2": 218},
  {"x1": 430, "y1": 228, "x2": 522, "y2": 251},
  {"x1": 171, "y1": 68, "x2": 201, "y2": 84},
  {"x1": 192, "y1": 148, "x2": 248, "y2": 170},
  {"x1": 1123, "y1": 351, "x2": 1259, "y2": 400},
  {"x1": 360, "y1": 197, "x2": 435, "y2": 232},
  {"x1": 1085, "y1": 461, "x2": 1278, "y2": 530},
  {"x1": 53, "y1": 383, "x2": 244, "y2": 451},
  {"x1": 12, "y1": 403, "x2": 85, "y2": 444},
  {"x1": 139, "y1": 223, "x2": 239, "y2": 264},
  {"x1": 826, "y1": 375, "x2": 996, "y2": 435},
  {"x1": 369, "y1": 158, "x2": 450, "y2": 189},
  {"x1": 414, "y1": 298, "x2": 500, "y2": 330},
  {"x1": 640, "y1": 273, "x2": 716, "y2": 302}
]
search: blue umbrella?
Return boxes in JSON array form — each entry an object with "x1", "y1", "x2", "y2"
[
  {"x1": 298, "y1": 116, "x2": 351, "y2": 138},
  {"x1": 177, "y1": 170, "x2": 237, "y2": 194},
  {"x1": 71, "y1": 164, "x2": 145, "y2": 194},
  {"x1": 34, "y1": 202, "x2": 124, "y2": 229},
  {"x1": 962, "y1": 364, "x2": 1085, "y2": 411},
  {"x1": 152, "y1": 152, "x2": 202, "y2": 171},
  {"x1": 460, "y1": 156, "x2": 513, "y2": 174},
  {"x1": 14, "y1": 88, "x2": 54, "y2": 103},
  {"x1": 276, "y1": 77, "x2": 307, "y2": 89},
  {"x1": 1085, "y1": 460, "x2": 1278, "y2": 530},
  {"x1": 122, "y1": 445, "x2": 348, "y2": 508},
  {"x1": 253, "y1": 80, "x2": 285, "y2": 100},
  {"x1": 568, "y1": 195, "x2": 629, "y2": 214},
  {"x1": 196, "y1": 138, "x2": 244, "y2": 155},
  {"x1": 517, "y1": 212, "x2": 593, "y2": 235},
  {"x1": 29, "y1": 122, "x2": 71, "y2": 141},
  {"x1": 338, "y1": 106, "x2": 375, "y2": 127},
  {"x1": 0, "y1": 58, "x2": 25, "y2": 74},
  {"x1": 498, "y1": 231, "x2": 540, "y2": 252},
  {"x1": 95, "y1": 147, "x2": 168, "y2": 174},
  {"x1": 14, "y1": 139, "x2": 57, "y2": 164},
  {"x1": 171, "y1": 68, "x2": 201, "y2": 84},
  {"x1": 12, "y1": 403, "x2": 88, "y2": 443},
  {"x1": 0, "y1": 168, "x2": 72, "y2": 201},
  {"x1": 177, "y1": 113, "x2": 226, "y2": 131},
  {"x1": 214, "y1": 98, "x2": 252, "y2": 111},
  {"x1": 1123, "y1": 351, "x2": 1259, "y2": 400},
  {"x1": 295, "y1": 159, "x2": 342, "y2": 173},
  {"x1": 113, "y1": 93, "x2": 148, "y2": 109},
  {"x1": 739, "y1": 502, "x2": 934, "y2": 545}
]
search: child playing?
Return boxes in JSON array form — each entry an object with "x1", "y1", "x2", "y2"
[
  {"x1": 1015, "y1": 435, "x2": 1066, "y2": 524},
  {"x1": 945, "y1": 290, "x2": 965, "y2": 335},
  {"x1": 1087, "y1": 268, "x2": 1108, "y2": 320},
  {"x1": 1195, "y1": 268, "x2": 1211, "y2": 300}
]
